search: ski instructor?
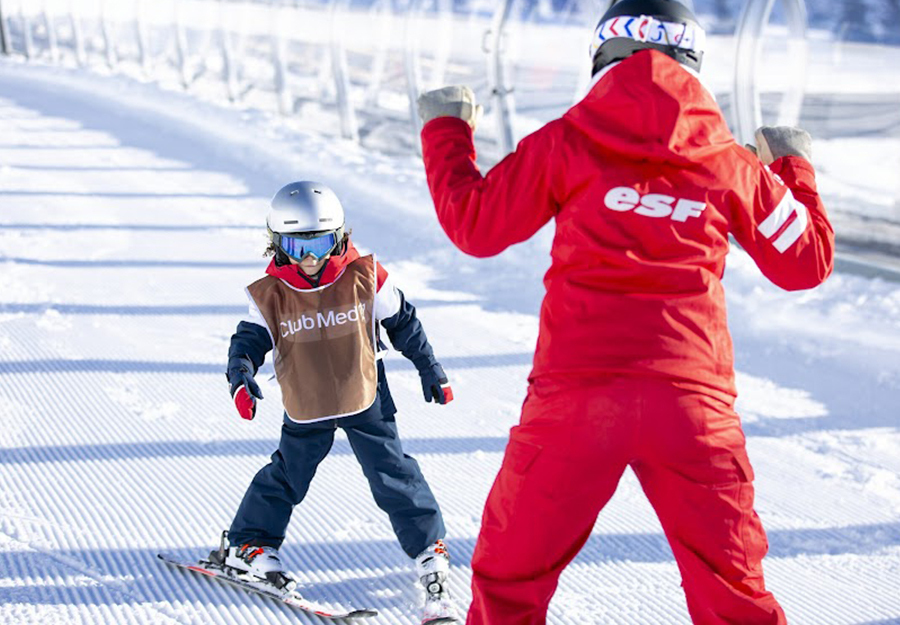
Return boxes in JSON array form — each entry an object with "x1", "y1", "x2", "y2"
[{"x1": 416, "y1": 0, "x2": 833, "y2": 623}]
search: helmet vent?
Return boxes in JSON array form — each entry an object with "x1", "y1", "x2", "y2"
[
  {"x1": 284, "y1": 220, "x2": 298, "y2": 224},
  {"x1": 313, "y1": 190, "x2": 322, "y2": 194},
  {"x1": 289, "y1": 190, "x2": 299, "y2": 196}
]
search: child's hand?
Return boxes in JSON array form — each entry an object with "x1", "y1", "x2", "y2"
[
  {"x1": 419, "y1": 362, "x2": 454, "y2": 405},
  {"x1": 232, "y1": 385, "x2": 261, "y2": 420},
  {"x1": 228, "y1": 356, "x2": 264, "y2": 420}
]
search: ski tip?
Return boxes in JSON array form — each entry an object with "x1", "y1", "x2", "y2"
[
  {"x1": 156, "y1": 552, "x2": 191, "y2": 565},
  {"x1": 349, "y1": 609, "x2": 379, "y2": 618}
]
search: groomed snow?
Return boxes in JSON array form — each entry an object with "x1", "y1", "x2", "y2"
[{"x1": 1, "y1": 59, "x2": 899, "y2": 624}]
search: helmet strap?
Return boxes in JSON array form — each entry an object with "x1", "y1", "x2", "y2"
[
  {"x1": 294, "y1": 257, "x2": 330, "y2": 288},
  {"x1": 273, "y1": 247, "x2": 291, "y2": 267}
]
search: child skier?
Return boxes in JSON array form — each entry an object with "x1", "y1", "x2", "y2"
[{"x1": 214, "y1": 180, "x2": 456, "y2": 621}]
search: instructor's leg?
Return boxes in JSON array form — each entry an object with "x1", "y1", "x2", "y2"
[
  {"x1": 635, "y1": 384, "x2": 786, "y2": 625},
  {"x1": 468, "y1": 380, "x2": 632, "y2": 625},
  {"x1": 344, "y1": 414, "x2": 445, "y2": 558},
  {"x1": 229, "y1": 420, "x2": 335, "y2": 548}
]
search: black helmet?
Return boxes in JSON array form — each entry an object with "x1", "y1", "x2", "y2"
[{"x1": 590, "y1": 0, "x2": 705, "y2": 76}]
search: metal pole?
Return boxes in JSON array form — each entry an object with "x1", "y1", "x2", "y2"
[
  {"x1": 403, "y1": 0, "x2": 425, "y2": 154},
  {"x1": 43, "y1": 0, "x2": 59, "y2": 64},
  {"x1": 732, "y1": 0, "x2": 808, "y2": 146},
  {"x1": 777, "y1": 0, "x2": 808, "y2": 127},
  {"x1": 330, "y1": 0, "x2": 359, "y2": 142},
  {"x1": 364, "y1": 0, "x2": 392, "y2": 108},
  {"x1": 20, "y1": 5, "x2": 35, "y2": 60},
  {"x1": 487, "y1": 0, "x2": 516, "y2": 156},
  {"x1": 69, "y1": 0, "x2": 86, "y2": 67},
  {"x1": 432, "y1": 0, "x2": 452, "y2": 86},
  {"x1": 174, "y1": 0, "x2": 190, "y2": 88},
  {"x1": 219, "y1": 0, "x2": 239, "y2": 102},
  {"x1": 135, "y1": 0, "x2": 150, "y2": 73},
  {"x1": 100, "y1": 0, "x2": 117, "y2": 68},
  {"x1": 271, "y1": 5, "x2": 291, "y2": 114},
  {"x1": 0, "y1": 0, "x2": 11, "y2": 55}
]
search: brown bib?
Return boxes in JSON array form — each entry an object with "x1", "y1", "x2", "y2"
[{"x1": 247, "y1": 255, "x2": 378, "y2": 422}]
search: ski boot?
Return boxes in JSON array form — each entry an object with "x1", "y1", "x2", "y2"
[
  {"x1": 208, "y1": 531, "x2": 296, "y2": 592},
  {"x1": 415, "y1": 539, "x2": 458, "y2": 624}
]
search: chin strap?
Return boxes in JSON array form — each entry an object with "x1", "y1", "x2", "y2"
[
  {"x1": 273, "y1": 248, "x2": 291, "y2": 267},
  {"x1": 294, "y1": 257, "x2": 331, "y2": 288}
]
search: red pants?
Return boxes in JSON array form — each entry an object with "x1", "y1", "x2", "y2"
[{"x1": 467, "y1": 377, "x2": 786, "y2": 625}]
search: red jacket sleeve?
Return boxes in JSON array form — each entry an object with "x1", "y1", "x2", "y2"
[
  {"x1": 729, "y1": 154, "x2": 835, "y2": 291},
  {"x1": 420, "y1": 117, "x2": 560, "y2": 257}
]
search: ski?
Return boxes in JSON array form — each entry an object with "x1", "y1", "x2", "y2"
[
  {"x1": 421, "y1": 604, "x2": 460, "y2": 624},
  {"x1": 157, "y1": 552, "x2": 378, "y2": 620}
]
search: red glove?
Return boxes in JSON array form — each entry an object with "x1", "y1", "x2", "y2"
[
  {"x1": 227, "y1": 357, "x2": 263, "y2": 420},
  {"x1": 436, "y1": 381, "x2": 454, "y2": 404},
  {"x1": 233, "y1": 386, "x2": 258, "y2": 420},
  {"x1": 420, "y1": 362, "x2": 454, "y2": 405}
]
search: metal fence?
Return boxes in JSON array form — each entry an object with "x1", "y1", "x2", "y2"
[
  {"x1": 1, "y1": 0, "x2": 898, "y2": 253},
  {"x1": 0, "y1": 0, "x2": 813, "y2": 151}
]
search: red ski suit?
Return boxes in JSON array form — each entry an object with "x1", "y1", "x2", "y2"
[{"x1": 420, "y1": 51, "x2": 834, "y2": 624}]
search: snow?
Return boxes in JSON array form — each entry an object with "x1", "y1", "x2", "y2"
[{"x1": 1, "y1": 57, "x2": 900, "y2": 625}]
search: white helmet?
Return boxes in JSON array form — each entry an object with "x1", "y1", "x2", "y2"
[{"x1": 266, "y1": 181, "x2": 346, "y2": 262}]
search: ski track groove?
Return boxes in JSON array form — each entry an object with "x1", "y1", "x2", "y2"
[{"x1": 0, "y1": 525, "x2": 191, "y2": 625}]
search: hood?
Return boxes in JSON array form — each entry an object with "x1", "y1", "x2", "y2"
[
  {"x1": 265, "y1": 239, "x2": 361, "y2": 290},
  {"x1": 564, "y1": 50, "x2": 734, "y2": 166}
]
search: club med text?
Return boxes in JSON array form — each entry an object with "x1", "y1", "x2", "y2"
[{"x1": 280, "y1": 303, "x2": 366, "y2": 337}]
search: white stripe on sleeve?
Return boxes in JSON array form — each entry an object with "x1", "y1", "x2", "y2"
[
  {"x1": 242, "y1": 288, "x2": 275, "y2": 346},
  {"x1": 757, "y1": 190, "x2": 809, "y2": 253},
  {"x1": 374, "y1": 274, "x2": 402, "y2": 322}
]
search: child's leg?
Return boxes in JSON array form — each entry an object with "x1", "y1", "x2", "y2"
[
  {"x1": 343, "y1": 414, "x2": 445, "y2": 558},
  {"x1": 228, "y1": 421, "x2": 336, "y2": 548}
]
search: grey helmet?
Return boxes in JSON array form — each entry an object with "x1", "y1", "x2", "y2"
[{"x1": 266, "y1": 181, "x2": 346, "y2": 263}]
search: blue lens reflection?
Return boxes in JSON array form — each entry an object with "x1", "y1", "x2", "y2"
[{"x1": 280, "y1": 232, "x2": 338, "y2": 260}]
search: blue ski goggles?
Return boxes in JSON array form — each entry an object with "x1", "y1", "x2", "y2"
[{"x1": 276, "y1": 230, "x2": 340, "y2": 261}]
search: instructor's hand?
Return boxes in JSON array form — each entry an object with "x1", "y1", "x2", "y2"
[
  {"x1": 417, "y1": 86, "x2": 483, "y2": 131},
  {"x1": 754, "y1": 126, "x2": 812, "y2": 165},
  {"x1": 227, "y1": 356, "x2": 264, "y2": 420}
]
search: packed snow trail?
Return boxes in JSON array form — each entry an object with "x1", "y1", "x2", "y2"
[{"x1": 1, "y1": 61, "x2": 899, "y2": 625}]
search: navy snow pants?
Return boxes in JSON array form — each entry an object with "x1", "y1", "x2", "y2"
[{"x1": 228, "y1": 412, "x2": 445, "y2": 558}]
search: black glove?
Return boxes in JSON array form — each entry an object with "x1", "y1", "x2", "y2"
[
  {"x1": 226, "y1": 356, "x2": 264, "y2": 420},
  {"x1": 418, "y1": 361, "x2": 453, "y2": 405}
]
